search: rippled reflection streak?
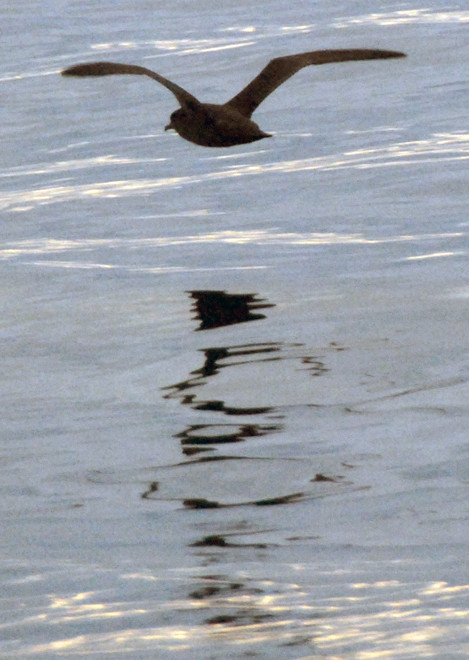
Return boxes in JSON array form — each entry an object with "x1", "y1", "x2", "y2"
[{"x1": 143, "y1": 290, "x2": 348, "y2": 508}]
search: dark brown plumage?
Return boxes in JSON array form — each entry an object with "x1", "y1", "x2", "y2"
[{"x1": 62, "y1": 48, "x2": 406, "y2": 147}]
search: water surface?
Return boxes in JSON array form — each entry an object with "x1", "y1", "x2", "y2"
[{"x1": 1, "y1": 1, "x2": 468, "y2": 657}]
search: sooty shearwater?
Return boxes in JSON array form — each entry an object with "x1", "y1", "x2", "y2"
[{"x1": 62, "y1": 48, "x2": 406, "y2": 147}]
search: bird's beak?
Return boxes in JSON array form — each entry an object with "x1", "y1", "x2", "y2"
[{"x1": 165, "y1": 121, "x2": 174, "y2": 132}]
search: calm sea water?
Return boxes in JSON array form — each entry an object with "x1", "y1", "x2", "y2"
[{"x1": 1, "y1": 1, "x2": 468, "y2": 658}]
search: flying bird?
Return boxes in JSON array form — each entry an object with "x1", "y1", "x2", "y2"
[{"x1": 62, "y1": 48, "x2": 406, "y2": 148}]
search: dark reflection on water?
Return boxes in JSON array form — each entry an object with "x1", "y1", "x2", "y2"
[
  {"x1": 160, "y1": 289, "x2": 317, "y2": 423},
  {"x1": 143, "y1": 283, "x2": 352, "y2": 642},
  {"x1": 187, "y1": 575, "x2": 279, "y2": 629},
  {"x1": 183, "y1": 491, "x2": 307, "y2": 509},
  {"x1": 144, "y1": 290, "x2": 345, "y2": 516},
  {"x1": 162, "y1": 341, "x2": 325, "y2": 412},
  {"x1": 188, "y1": 290, "x2": 275, "y2": 330},
  {"x1": 162, "y1": 342, "x2": 285, "y2": 413},
  {"x1": 140, "y1": 453, "x2": 350, "y2": 507},
  {"x1": 162, "y1": 343, "x2": 283, "y2": 397},
  {"x1": 161, "y1": 340, "x2": 297, "y2": 449},
  {"x1": 162, "y1": 292, "x2": 292, "y2": 453},
  {"x1": 177, "y1": 422, "x2": 279, "y2": 448},
  {"x1": 191, "y1": 534, "x2": 269, "y2": 548}
]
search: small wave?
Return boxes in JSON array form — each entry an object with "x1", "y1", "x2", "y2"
[
  {"x1": 2, "y1": 133, "x2": 467, "y2": 212},
  {"x1": 334, "y1": 9, "x2": 469, "y2": 28},
  {"x1": 0, "y1": 230, "x2": 463, "y2": 264}
]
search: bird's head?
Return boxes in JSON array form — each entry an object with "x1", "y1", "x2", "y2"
[
  {"x1": 165, "y1": 108, "x2": 184, "y2": 132},
  {"x1": 165, "y1": 99, "x2": 203, "y2": 134}
]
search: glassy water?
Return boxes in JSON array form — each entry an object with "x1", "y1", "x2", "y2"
[{"x1": 1, "y1": 1, "x2": 468, "y2": 657}]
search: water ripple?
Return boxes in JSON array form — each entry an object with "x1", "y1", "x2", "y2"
[
  {"x1": 334, "y1": 8, "x2": 469, "y2": 28},
  {"x1": 0, "y1": 230, "x2": 463, "y2": 264},
  {"x1": 2, "y1": 133, "x2": 467, "y2": 212}
]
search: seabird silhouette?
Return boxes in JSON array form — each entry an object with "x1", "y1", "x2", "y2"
[{"x1": 62, "y1": 48, "x2": 406, "y2": 147}]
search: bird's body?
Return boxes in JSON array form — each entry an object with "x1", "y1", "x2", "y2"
[
  {"x1": 62, "y1": 48, "x2": 406, "y2": 148},
  {"x1": 166, "y1": 103, "x2": 270, "y2": 147}
]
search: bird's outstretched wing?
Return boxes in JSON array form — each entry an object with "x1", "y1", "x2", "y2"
[
  {"x1": 61, "y1": 61, "x2": 200, "y2": 109},
  {"x1": 225, "y1": 49, "x2": 406, "y2": 118}
]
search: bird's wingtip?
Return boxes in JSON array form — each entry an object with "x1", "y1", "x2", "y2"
[
  {"x1": 61, "y1": 62, "x2": 113, "y2": 77},
  {"x1": 61, "y1": 64, "x2": 84, "y2": 76}
]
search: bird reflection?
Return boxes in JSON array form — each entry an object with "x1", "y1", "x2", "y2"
[
  {"x1": 177, "y1": 422, "x2": 278, "y2": 452},
  {"x1": 188, "y1": 290, "x2": 274, "y2": 330},
  {"x1": 140, "y1": 289, "x2": 348, "y2": 513},
  {"x1": 159, "y1": 290, "x2": 328, "y2": 452},
  {"x1": 162, "y1": 343, "x2": 281, "y2": 413}
]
